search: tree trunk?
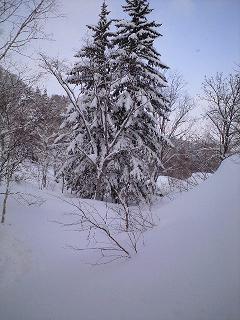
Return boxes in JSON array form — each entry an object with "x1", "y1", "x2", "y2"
[
  {"x1": 1, "y1": 175, "x2": 10, "y2": 224},
  {"x1": 94, "y1": 169, "x2": 103, "y2": 200},
  {"x1": 61, "y1": 173, "x2": 65, "y2": 193},
  {"x1": 125, "y1": 208, "x2": 129, "y2": 231}
]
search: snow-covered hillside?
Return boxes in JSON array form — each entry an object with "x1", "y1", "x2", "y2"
[{"x1": 0, "y1": 157, "x2": 240, "y2": 320}]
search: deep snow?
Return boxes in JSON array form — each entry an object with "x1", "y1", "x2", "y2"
[{"x1": 0, "y1": 157, "x2": 240, "y2": 320}]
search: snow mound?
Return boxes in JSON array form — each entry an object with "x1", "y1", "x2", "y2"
[
  {"x1": 0, "y1": 156, "x2": 239, "y2": 320},
  {"x1": 157, "y1": 171, "x2": 211, "y2": 197}
]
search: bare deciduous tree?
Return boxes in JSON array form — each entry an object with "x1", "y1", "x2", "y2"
[
  {"x1": 0, "y1": 67, "x2": 34, "y2": 222},
  {"x1": 202, "y1": 71, "x2": 240, "y2": 159},
  {"x1": 0, "y1": 0, "x2": 57, "y2": 61},
  {"x1": 158, "y1": 72, "x2": 195, "y2": 177}
]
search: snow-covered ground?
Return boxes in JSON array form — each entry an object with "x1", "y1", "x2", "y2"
[
  {"x1": 157, "y1": 171, "x2": 211, "y2": 198},
  {"x1": 0, "y1": 157, "x2": 240, "y2": 320}
]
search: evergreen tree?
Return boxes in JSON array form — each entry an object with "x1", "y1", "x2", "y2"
[
  {"x1": 108, "y1": 0, "x2": 169, "y2": 202},
  {"x1": 59, "y1": 0, "x2": 169, "y2": 211},
  {"x1": 30, "y1": 89, "x2": 65, "y2": 188},
  {"x1": 113, "y1": 0, "x2": 168, "y2": 104},
  {"x1": 61, "y1": 1, "x2": 114, "y2": 199}
]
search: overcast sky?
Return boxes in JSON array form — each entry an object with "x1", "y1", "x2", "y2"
[{"x1": 35, "y1": 0, "x2": 240, "y2": 96}]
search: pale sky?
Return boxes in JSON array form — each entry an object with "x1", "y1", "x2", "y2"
[{"x1": 33, "y1": 0, "x2": 240, "y2": 96}]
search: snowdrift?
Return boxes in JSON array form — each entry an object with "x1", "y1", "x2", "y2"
[{"x1": 0, "y1": 156, "x2": 240, "y2": 320}]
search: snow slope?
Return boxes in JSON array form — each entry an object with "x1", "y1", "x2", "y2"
[{"x1": 0, "y1": 157, "x2": 240, "y2": 320}]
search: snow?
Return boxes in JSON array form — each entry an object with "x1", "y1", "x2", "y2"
[
  {"x1": 157, "y1": 171, "x2": 211, "y2": 197},
  {"x1": 0, "y1": 156, "x2": 240, "y2": 320}
]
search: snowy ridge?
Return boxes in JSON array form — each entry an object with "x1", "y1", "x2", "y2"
[{"x1": 0, "y1": 156, "x2": 239, "y2": 320}]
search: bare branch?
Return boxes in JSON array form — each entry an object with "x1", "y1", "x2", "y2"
[{"x1": 0, "y1": 0, "x2": 58, "y2": 61}]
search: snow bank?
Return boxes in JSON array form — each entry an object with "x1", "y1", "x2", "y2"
[
  {"x1": 0, "y1": 156, "x2": 239, "y2": 320},
  {"x1": 157, "y1": 171, "x2": 211, "y2": 197}
]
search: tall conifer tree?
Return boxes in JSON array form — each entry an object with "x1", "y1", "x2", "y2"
[
  {"x1": 108, "y1": 0, "x2": 169, "y2": 202},
  {"x1": 59, "y1": 0, "x2": 169, "y2": 207},
  {"x1": 61, "y1": 1, "x2": 114, "y2": 198}
]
